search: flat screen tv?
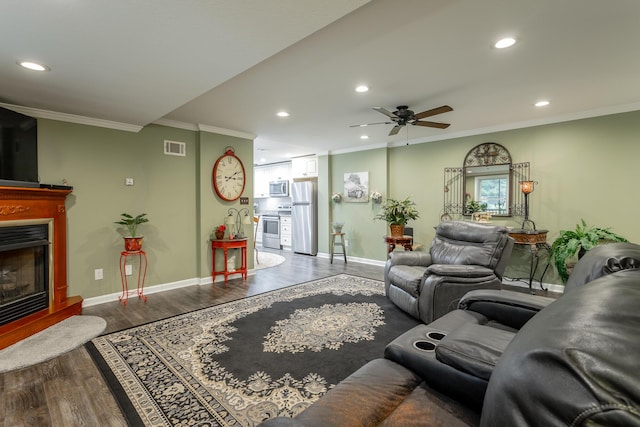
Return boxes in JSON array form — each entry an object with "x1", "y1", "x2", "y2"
[{"x1": 0, "y1": 106, "x2": 39, "y2": 187}]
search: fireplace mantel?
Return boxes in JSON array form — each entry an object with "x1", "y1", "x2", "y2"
[{"x1": 0, "y1": 186, "x2": 83, "y2": 349}]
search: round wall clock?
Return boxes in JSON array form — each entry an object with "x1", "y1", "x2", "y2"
[{"x1": 212, "y1": 147, "x2": 246, "y2": 201}]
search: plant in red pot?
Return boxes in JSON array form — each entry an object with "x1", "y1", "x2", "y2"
[{"x1": 115, "y1": 213, "x2": 149, "y2": 251}]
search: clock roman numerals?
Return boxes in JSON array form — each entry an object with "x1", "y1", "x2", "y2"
[{"x1": 212, "y1": 150, "x2": 246, "y2": 201}]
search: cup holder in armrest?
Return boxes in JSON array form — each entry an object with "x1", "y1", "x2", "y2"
[
  {"x1": 413, "y1": 340, "x2": 436, "y2": 352},
  {"x1": 426, "y1": 331, "x2": 446, "y2": 341}
]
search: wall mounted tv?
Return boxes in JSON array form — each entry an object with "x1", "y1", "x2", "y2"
[{"x1": 0, "y1": 105, "x2": 39, "y2": 187}]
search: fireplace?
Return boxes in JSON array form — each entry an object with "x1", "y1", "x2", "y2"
[
  {"x1": 0, "y1": 186, "x2": 82, "y2": 349},
  {"x1": 0, "y1": 223, "x2": 50, "y2": 326}
]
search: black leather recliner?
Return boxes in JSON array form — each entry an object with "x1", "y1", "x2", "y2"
[
  {"x1": 385, "y1": 242, "x2": 640, "y2": 410},
  {"x1": 384, "y1": 221, "x2": 514, "y2": 324}
]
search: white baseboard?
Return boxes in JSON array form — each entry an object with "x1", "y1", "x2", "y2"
[
  {"x1": 82, "y1": 271, "x2": 260, "y2": 307},
  {"x1": 316, "y1": 251, "x2": 387, "y2": 267},
  {"x1": 81, "y1": 259, "x2": 564, "y2": 308}
]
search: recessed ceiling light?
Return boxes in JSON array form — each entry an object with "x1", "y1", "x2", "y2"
[
  {"x1": 276, "y1": 111, "x2": 290, "y2": 117},
  {"x1": 360, "y1": 135, "x2": 369, "y2": 140},
  {"x1": 18, "y1": 61, "x2": 50, "y2": 71},
  {"x1": 493, "y1": 37, "x2": 516, "y2": 49},
  {"x1": 355, "y1": 85, "x2": 369, "y2": 93},
  {"x1": 535, "y1": 100, "x2": 550, "y2": 107}
]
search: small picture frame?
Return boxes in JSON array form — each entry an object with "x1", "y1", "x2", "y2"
[{"x1": 343, "y1": 172, "x2": 369, "y2": 203}]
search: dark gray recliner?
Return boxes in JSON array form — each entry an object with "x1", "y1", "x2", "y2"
[
  {"x1": 385, "y1": 242, "x2": 640, "y2": 410},
  {"x1": 384, "y1": 221, "x2": 514, "y2": 324}
]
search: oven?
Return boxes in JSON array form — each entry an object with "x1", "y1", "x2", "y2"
[{"x1": 262, "y1": 215, "x2": 281, "y2": 249}]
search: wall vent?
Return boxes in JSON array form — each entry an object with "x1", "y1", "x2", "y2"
[{"x1": 164, "y1": 140, "x2": 186, "y2": 156}]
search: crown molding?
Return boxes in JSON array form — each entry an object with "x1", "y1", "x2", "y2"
[{"x1": 0, "y1": 102, "x2": 143, "y2": 133}]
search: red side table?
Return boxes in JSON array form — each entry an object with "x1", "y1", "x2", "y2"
[
  {"x1": 119, "y1": 250, "x2": 148, "y2": 305},
  {"x1": 211, "y1": 238, "x2": 248, "y2": 284}
]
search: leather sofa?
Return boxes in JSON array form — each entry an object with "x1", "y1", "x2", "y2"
[
  {"x1": 384, "y1": 221, "x2": 514, "y2": 324},
  {"x1": 261, "y1": 243, "x2": 640, "y2": 426}
]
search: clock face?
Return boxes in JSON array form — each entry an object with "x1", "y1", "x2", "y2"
[{"x1": 213, "y1": 152, "x2": 246, "y2": 201}]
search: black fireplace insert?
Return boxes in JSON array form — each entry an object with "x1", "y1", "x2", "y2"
[{"x1": 0, "y1": 224, "x2": 49, "y2": 326}]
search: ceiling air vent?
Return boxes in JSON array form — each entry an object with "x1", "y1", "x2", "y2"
[{"x1": 164, "y1": 140, "x2": 186, "y2": 156}]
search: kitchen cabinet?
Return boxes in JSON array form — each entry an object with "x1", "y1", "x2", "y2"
[
  {"x1": 292, "y1": 156, "x2": 318, "y2": 178},
  {"x1": 280, "y1": 215, "x2": 292, "y2": 248},
  {"x1": 254, "y1": 167, "x2": 270, "y2": 198},
  {"x1": 254, "y1": 162, "x2": 292, "y2": 198}
]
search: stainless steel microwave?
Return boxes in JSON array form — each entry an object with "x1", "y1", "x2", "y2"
[{"x1": 269, "y1": 180, "x2": 289, "y2": 197}]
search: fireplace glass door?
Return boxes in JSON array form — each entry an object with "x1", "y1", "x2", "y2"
[{"x1": 0, "y1": 224, "x2": 49, "y2": 326}]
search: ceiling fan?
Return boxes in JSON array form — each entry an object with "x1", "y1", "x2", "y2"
[{"x1": 351, "y1": 105, "x2": 453, "y2": 136}]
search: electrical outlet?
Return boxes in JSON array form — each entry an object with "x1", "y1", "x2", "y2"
[
  {"x1": 94, "y1": 268, "x2": 103, "y2": 280},
  {"x1": 345, "y1": 240, "x2": 349, "y2": 247},
  {"x1": 125, "y1": 177, "x2": 134, "y2": 186},
  {"x1": 125, "y1": 264, "x2": 133, "y2": 276}
]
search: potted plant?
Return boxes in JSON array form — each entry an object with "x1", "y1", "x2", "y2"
[
  {"x1": 115, "y1": 213, "x2": 149, "y2": 251},
  {"x1": 549, "y1": 219, "x2": 628, "y2": 283},
  {"x1": 213, "y1": 224, "x2": 226, "y2": 240},
  {"x1": 374, "y1": 197, "x2": 420, "y2": 236}
]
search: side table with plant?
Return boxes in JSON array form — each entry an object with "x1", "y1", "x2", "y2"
[
  {"x1": 374, "y1": 196, "x2": 420, "y2": 236},
  {"x1": 549, "y1": 219, "x2": 628, "y2": 283}
]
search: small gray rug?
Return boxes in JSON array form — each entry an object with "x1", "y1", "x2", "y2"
[{"x1": 0, "y1": 315, "x2": 106, "y2": 372}]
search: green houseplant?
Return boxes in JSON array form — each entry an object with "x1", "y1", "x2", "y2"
[
  {"x1": 374, "y1": 197, "x2": 419, "y2": 236},
  {"x1": 115, "y1": 213, "x2": 149, "y2": 251},
  {"x1": 549, "y1": 219, "x2": 628, "y2": 283}
]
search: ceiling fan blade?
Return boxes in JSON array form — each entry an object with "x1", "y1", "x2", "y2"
[
  {"x1": 414, "y1": 120, "x2": 451, "y2": 129},
  {"x1": 349, "y1": 121, "x2": 394, "y2": 128},
  {"x1": 414, "y1": 105, "x2": 453, "y2": 120},
  {"x1": 373, "y1": 107, "x2": 397, "y2": 118},
  {"x1": 388, "y1": 125, "x2": 403, "y2": 136}
]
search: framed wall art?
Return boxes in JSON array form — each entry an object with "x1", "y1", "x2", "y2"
[{"x1": 344, "y1": 171, "x2": 369, "y2": 203}]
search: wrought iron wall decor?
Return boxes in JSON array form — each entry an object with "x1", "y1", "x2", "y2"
[{"x1": 443, "y1": 142, "x2": 530, "y2": 219}]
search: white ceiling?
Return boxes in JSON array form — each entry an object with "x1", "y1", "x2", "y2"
[{"x1": 3, "y1": 0, "x2": 640, "y2": 165}]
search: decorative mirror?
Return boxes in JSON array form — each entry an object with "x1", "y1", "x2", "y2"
[{"x1": 443, "y1": 143, "x2": 530, "y2": 219}]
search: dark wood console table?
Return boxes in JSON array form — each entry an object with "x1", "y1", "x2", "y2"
[
  {"x1": 508, "y1": 229, "x2": 550, "y2": 292},
  {"x1": 384, "y1": 235, "x2": 414, "y2": 253}
]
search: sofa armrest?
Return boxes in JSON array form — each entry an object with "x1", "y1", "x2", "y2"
[
  {"x1": 459, "y1": 289, "x2": 555, "y2": 330},
  {"x1": 388, "y1": 250, "x2": 433, "y2": 267}
]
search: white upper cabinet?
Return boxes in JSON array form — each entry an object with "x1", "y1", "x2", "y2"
[
  {"x1": 291, "y1": 156, "x2": 318, "y2": 178},
  {"x1": 254, "y1": 162, "x2": 292, "y2": 198}
]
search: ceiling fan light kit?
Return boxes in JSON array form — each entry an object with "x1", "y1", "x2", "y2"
[{"x1": 351, "y1": 105, "x2": 453, "y2": 136}]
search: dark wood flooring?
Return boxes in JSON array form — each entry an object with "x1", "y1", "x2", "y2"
[
  {"x1": 0, "y1": 249, "x2": 383, "y2": 426},
  {"x1": 0, "y1": 248, "x2": 558, "y2": 426}
]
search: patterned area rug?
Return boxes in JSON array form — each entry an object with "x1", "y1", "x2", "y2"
[{"x1": 87, "y1": 274, "x2": 419, "y2": 426}]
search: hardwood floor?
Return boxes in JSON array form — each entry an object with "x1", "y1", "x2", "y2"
[
  {"x1": 0, "y1": 249, "x2": 384, "y2": 426},
  {"x1": 0, "y1": 248, "x2": 557, "y2": 426}
]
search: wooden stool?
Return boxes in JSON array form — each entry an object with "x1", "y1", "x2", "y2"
[{"x1": 330, "y1": 232, "x2": 347, "y2": 263}]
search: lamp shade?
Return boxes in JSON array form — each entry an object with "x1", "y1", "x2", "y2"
[
  {"x1": 225, "y1": 214, "x2": 236, "y2": 225},
  {"x1": 520, "y1": 180, "x2": 535, "y2": 194},
  {"x1": 242, "y1": 214, "x2": 251, "y2": 225}
]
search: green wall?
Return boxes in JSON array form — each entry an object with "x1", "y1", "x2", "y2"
[
  {"x1": 38, "y1": 120, "x2": 253, "y2": 300},
  {"x1": 36, "y1": 108, "x2": 640, "y2": 299},
  {"x1": 329, "y1": 110, "x2": 640, "y2": 284},
  {"x1": 328, "y1": 148, "x2": 388, "y2": 260}
]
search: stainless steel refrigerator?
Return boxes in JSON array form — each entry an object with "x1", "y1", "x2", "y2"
[{"x1": 291, "y1": 181, "x2": 317, "y2": 255}]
